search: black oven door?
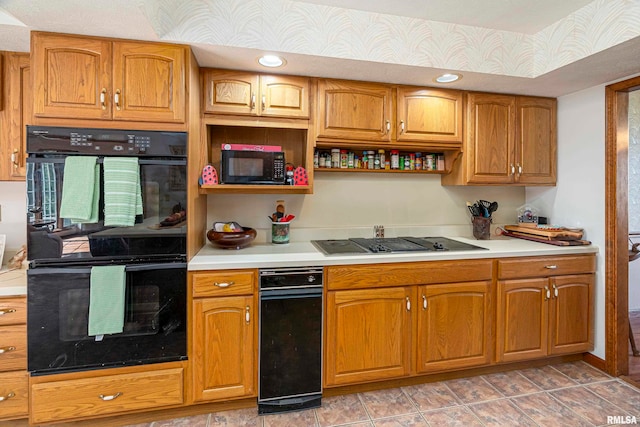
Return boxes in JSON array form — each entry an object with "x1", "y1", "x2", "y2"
[
  {"x1": 27, "y1": 262, "x2": 187, "y2": 375},
  {"x1": 26, "y1": 157, "x2": 187, "y2": 265}
]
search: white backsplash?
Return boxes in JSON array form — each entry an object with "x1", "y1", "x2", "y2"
[
  {"x1": 0, "y1": 181, "x2": 27, "y2": 257},
  {"x1": 207, "y1": 173, "x2": 526, "y2": 242}
]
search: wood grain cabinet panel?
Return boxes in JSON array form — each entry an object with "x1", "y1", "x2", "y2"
[
  {"x1": 316, "y1": 79, "x2": 394, "y2": 142},
  {"x1": 0, "y1": 297, "x2": 27, "y2": 326},
  {"x1": 32, "y1": 32, "x2": 186, "y2": 124},
  {"x1": 396, "y1": 87, "x2": 463, "y2": 144},
  {"x1": 442, "y1": 92, "x2": 556, "y2": 186},
  {"x1": 416, "y1": 281, "x2": 492, "y2": 373},
  {"x1": 30, "y1": 367, "x2": 183, "y2": 424},
  {"x1": 325, "y1": 287, "x2": 414, "y2": 386},
  {"x1": 191, "y1": 269, "x2": 256, "y2": 297},
  {"x1": 0, "y1": 52, "x2": 30, "y2": 181},
  {"x1": 0, "y1": 371, "x2": 28, "y2": 421},
  {"x1": 0, "y1": 324, "x2": 26, "y2": 371},
  {"x1": 192, "y1": 296, "x2": 256, "y2": 402},
  {"x1": 203, "y1": 69, "x2": 309, "y2": 118},
  {"x1": 496, "y1": 254, "x2": 594, "y2": 363}
]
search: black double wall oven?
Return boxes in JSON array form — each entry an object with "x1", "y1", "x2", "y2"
[{"x1": 26, "y1": 126, "x2": 188, "y2": 375}]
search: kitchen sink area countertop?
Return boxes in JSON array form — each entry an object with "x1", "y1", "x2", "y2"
[{"x1": 189, "y1": 235, "x2": 599, "y2": 270}]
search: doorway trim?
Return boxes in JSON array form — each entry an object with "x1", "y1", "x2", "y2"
[{"x1": 605, "y1": 75, "x2": 640, "y2": 376}]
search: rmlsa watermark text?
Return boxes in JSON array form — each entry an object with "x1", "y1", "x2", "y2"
[{"x1": 607, "y1": 415, "x2": 638, "y2": 424}]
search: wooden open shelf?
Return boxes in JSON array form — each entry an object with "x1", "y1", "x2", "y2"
[{"x1": 199, "y1": 184, "x2": 311, "y2": 194}]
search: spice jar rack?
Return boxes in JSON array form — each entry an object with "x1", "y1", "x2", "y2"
[{"x1": 314, "y1": 148, "x2": 448, "y2": 173}]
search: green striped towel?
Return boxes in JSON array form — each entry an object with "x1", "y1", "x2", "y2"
[
  {"x1": 103, "y1": 157, "x2": 143, "y2": 227},
  {"x1": 59, "y1": 156, "x2": 100, "y2": 223},
  {"x1": 88, "y1": 265, "x2": 126, "y2": 336}
]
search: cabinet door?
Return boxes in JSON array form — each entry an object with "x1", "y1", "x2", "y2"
[
  {"x1": 496, "y1": 278, "x2": 549, "y2": 362},
  {"x1": 549, "y1": 274, "x2": 594, "y2": 355},
  {"x1": 516, "y1": 96, "x2": 557, "y2": 185},
  {"x1": 316, "y1": 79, "x2": 393, "y2": 142},
  {"x1": 416, "y1": 281, "x2": 492, "y2": 373},
  {"x1": 32, "y1": 33, "x2": 112, "y2": 120},
  {"x1": 465, "y1": 92, "x2": 516, "y2": 184},
  {"x1": 112, "y1": 42, "x2": 186, "y2": 123},
  {"x1": 260, "y1": 75, "x2": 309, "y2": 118},
  {"x1": 203, "y1": 70, "x2": 260, "y2": 115},
  {"x1": 325, "y1": 287, "x2": 413, "y2": 386},
  {"x1": 396, "y1": 87, "x2": 462, "y2": 144},
  {"x1": 5, "y1": 53, "x2": 30, "y2": 180},
  {"x1": 192, "y1": 296, "x2": 255, "y2": 402}
]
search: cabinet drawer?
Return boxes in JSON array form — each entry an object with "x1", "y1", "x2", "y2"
[
  {"x1": 30, "y1": 367, "x2": 183, "y2": 424},
  {"x1": 0, "y1": 324, "x2": 26, "y2": 371},
  {"x1": 497, "y1": 255, "x2": 596, "y2": 279},
  {"x1": 192, "y1": 270, "x2": 256, "y2": 297},
  {"x1": 0, "y1": 297, "x2": 26, "y2": 326},
  {"x1": 0, "y1": 370, "x2": 28, "y2": 420},
  {"x1": 326, "y1": 260, "x2": 493, "y2": 290}
]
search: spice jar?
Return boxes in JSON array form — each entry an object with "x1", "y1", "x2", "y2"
[
  {"x1": 415, "y1": 152, "x2": 422, "y2": 170},
  {"x1": 378, "y1": 149, "x2": 385, "y2": 170},
  {"x1": 390, "y1": 150, "x2": 400, "y2": 169},
  {"x1": 367, "y1": 150, "x2": 375, "y2": 169},
  {"x1": 409, "y1": 153, "x2": 416, "y2": 170},
  {"x1": 331, "y1": 148, "x2": 340, "y2": 168},
  {"x1": 340, "y1": 149, "x2": 348, "y2": 168},
  {"x1": 347, "y1": 151, "x2": 355, "y2": 168}
]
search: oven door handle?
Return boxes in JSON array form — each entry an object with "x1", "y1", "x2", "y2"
[
  {"x1": 28, "y1": 262, "x2": 187, "y2": 275},
  {"x1": 27, "y1": 158, "x2": 186, "y2": 166},
  {"x1": 260, "y1": 287, "x2": 322, "y2": 300}
]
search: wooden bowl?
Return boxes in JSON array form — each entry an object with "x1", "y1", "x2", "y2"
[{"x1": 207, "y1": 227, "x2": 257, "y2": 249}]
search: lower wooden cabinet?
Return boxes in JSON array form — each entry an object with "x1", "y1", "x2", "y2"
[
  {"x1": 30, "y1": 365, "x2": 184, "y2": 424},
  {"x1": 0, "y1": 371, "x2": 28, "y2": 421},
  {"x1": 417, "y1": 281, "x2": 492, "y2": 373},
  {"x1": 496, "y1": 257, "x2": 595, "y2": 363},
  {"x1": 325, "y1": 287, "x2": 413, "y2": 386},
  {"x1": 191, "y1": 295, "x2": 256, "y2": 402}
]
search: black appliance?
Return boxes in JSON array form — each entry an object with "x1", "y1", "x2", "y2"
[
  {"x1": 258, "y1": 267, "x2": 323, "y2": 414},
  {"x1": 221, "y1": 150, "x2": 285, "y2": 184},
  {"x1": 26, "y1": 126, "x2": 188, "y2": 375},
  {"x1": 311, "y1": 236, "x2": 488, "y2": 255}
]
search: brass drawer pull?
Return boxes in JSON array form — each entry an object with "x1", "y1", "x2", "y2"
[
  {"x1": 214, "y1": 281, "x2": 234, "y2": 288},
  {"x1": 545, "y1": 265, "x2": 558, "y2": 269},
  {"x1": 0, "y1": 346, "x2": 16, "y2": 354},
  {"x1": 98, "y1": 392, "x2": 122, "y2": 401},
  {"x1": 0, "y1": 308, "x2": 16, "y2": 316},
  {"x1": 0, "y1": 392, "x2": 15, "y2": 402}
]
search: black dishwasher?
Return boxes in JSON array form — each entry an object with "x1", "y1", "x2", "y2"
[{"x1": 258, "y1": 267, "x2": 323, "y2": 414}]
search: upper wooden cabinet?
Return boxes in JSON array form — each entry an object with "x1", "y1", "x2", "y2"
[
  {"x1": 0, "y1": 52, "x2": 30, "y2": 181},
  {"x1": 316, "y1": 79, "x2": 394, "y2": 142},
  {"x1": 31, "y1": 32, "x2": 186, "y2": 124},
  {"x1": 396, "y1": 87, "x2": 463, "y2": 144},
  {"x1": 203, "y1": 69, "x2": 309, "y2": 118},
  {"x1": 442, "y1": 92, "x2": 556, "y2": 185}
]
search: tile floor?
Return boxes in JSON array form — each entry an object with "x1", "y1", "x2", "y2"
[{"x1": 128, "y1": 361, "x2": 640, "y2": 427}]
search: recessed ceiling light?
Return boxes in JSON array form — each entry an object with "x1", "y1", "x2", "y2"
[
  {"x1": 258, "y1": 55, "x2": 286, "y2": 68},
  {"x1": 434, "y1": 73, "x2": 462, "y2": 83}
]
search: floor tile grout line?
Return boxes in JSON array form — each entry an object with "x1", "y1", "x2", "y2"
[
  {"x1": 581, "y1": 382, "x2": 640, "y2": 419},
  {"x1": 460, "y1": 403, "x2": 489, "y2": 427},
  {"x1": 510, "y1": 390, "x2": 597, "y2": 427}
]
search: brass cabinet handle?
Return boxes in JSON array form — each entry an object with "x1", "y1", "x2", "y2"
[
  {"x1": 0, "y1": 346, "x2": 16, "y2": 354},
  {"x1": 245, "y1": 306, "x2": 250, "y2": 324},
  {"x1": 262, "y1": 94, "x2": 266, "y2": 110},
  {"x1": 406, "y1": 296, "x2": 411, "y2": 311},
  {"x1": 517, "y1": 163, "x2": 523, "y2": 174},
  {"x1": 251, "y1": 93, "x2": 256, "y2": 110},
  {"x1": 0, "y1": 308, "x2": 16, "y2": 316},
  {"x1": 214, "y1": 281, "x2": 234, "y2": 288},
  {"x1": 0, "y1": 392, "x2": 15, "y2": 402},
  {"x1": 386, "y1": 120, "x2": 391, "y2": 134},
  {"x1": 553, "y1": 283, "x2": 559, "y2": 298},
  {"x1": 400, "y1": 120, "x2": 405, "y2": 134},
  {"x1": 544, "y1": 286, "x2": 550, "y2": 301},
  {"x1": 510, "y1": 164, "x2": 515, "y2": 175},
  {"x1": 114, "y1": 89, "x2": 121, "y2": 110},
  {"x1": 10, "y1": 150, "x2": 19, "y2": 167},
  {"x1": 545, "y1": 265, "x2": 558, "y2": 269},
  {"x1": 98, "y1": 392, "x2": 122, "y2": 401},
  {"x1": 422, "y1": 295, "x2": 427, "y2": 310},
  {"x1": 100, "y1": 88, "x2": 107, "y2": 109}
]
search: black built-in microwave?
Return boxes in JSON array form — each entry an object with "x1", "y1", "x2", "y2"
[{"x1": 221, "y1": 150, "x2": 285, "y2": 184}]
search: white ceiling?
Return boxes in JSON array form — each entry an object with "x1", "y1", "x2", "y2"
[{"x1": 0, "y1": 0, "x2": 638, "y2": 97}]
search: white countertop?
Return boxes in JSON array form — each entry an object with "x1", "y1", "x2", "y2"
[
  {"x1": 0, "y1": 268, "x2": 27, "y2": 296},
  {"x1": 189, "y1": 235, "x2": 599, "y2": 270}
]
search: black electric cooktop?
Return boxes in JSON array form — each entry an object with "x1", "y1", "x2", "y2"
[{"x1": 311, "y1": 237, "x2": 487, "y2": 255}]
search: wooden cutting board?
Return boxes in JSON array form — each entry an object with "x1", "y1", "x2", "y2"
[
  {"x1": 502, "y1": 230, "x2": 591, "y2": 246},
  {"x1": 503, "y1": 225, "x2": 584, "y2": 240}
]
